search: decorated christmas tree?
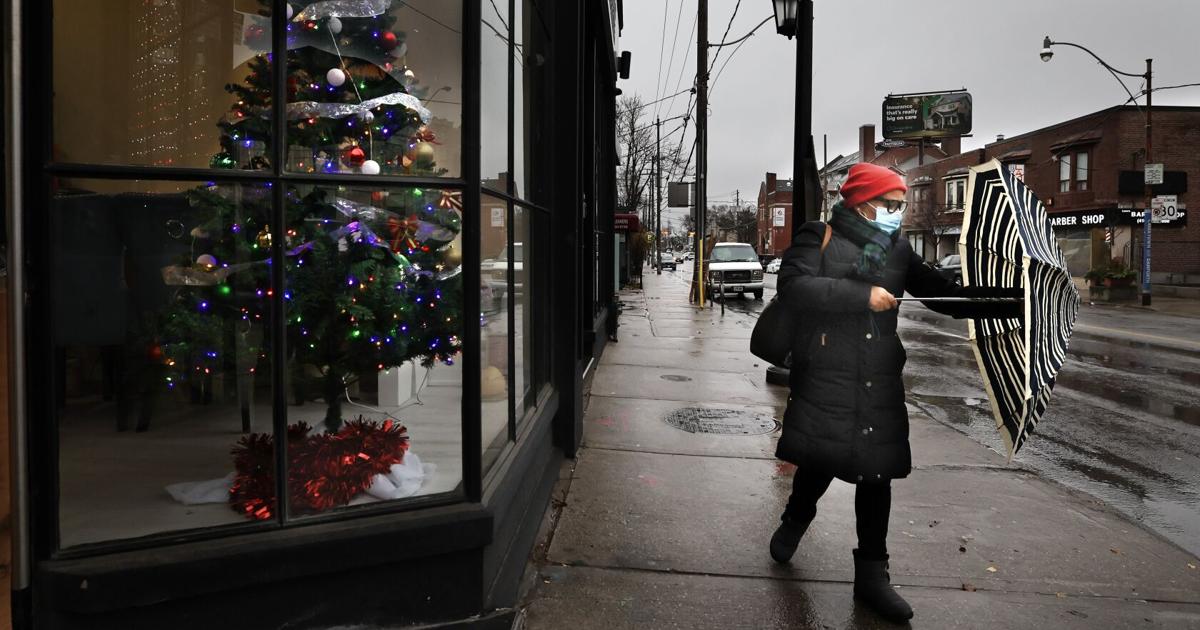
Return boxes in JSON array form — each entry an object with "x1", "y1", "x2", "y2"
[{"x1": 155, "y1": 0, "x2": 463, "y2": 433}]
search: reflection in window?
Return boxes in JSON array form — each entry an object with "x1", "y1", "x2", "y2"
[
  {"x1": 282, "y1": 184, "x2": 465, "y2": 518},
  {"x1": 514, "y1": 206, "x2": 533, "y2": 417},
  {"x1": 52, "y1": 179, "x2": 275, "y2": 546},
  {"x1": 514, "y1": 0, "x2": 551, "y2": 203},
  {"x1": 284, "y1": 1, "x2": 463, "y2": 177},
  {"x1": 481, "y1": 0, "x2": 511, "y2": 189},
  {"x1": 481, "y1": 195, "x2": 511, "y2": 472},
  {"x1": 53, "y1": 0, "x2": 270, "y2": 169}
]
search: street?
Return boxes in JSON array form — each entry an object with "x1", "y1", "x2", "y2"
[{"x1": 663, "y1": 266, "x2": 1200, "y2": 557}]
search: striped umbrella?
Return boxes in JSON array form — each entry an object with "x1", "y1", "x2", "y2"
[{"x1": 960, "y1": 159, "x2": 1081, "y2": 458}]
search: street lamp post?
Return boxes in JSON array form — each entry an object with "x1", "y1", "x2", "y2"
[
  {"x1": 1041, "y1": 36, "x2": 1154, "y2": 306},
  {"x1": 765, "y1": 0, "x2": 815, "y2": 386}
]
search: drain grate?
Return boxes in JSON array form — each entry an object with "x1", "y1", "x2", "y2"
[
  {"x1": 660, "y1": 374, "x2": 693, "y2": 382},
  {"x1": 663, "y1": 407, "x2": 780, "y2": 435}
]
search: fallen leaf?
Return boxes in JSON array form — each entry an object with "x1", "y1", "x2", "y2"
[
  {"x1": 1110, "y1": 548, "x2": 1122, "y2": 555},
  {"x1": 986, "y1": 566, "x2": 998, "y2": 573},
  {"x1": 1188, "y1": 563, "x2": 1197, "y2": 570},
  {"x1": 1055, "y1": 592, "x2": 1067, "y2": 599},
  {"x1": 962, "y1": 583, "x2": 977, "y2": 592}
]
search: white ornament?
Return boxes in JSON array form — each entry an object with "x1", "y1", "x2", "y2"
[
  {"x1": 328, "y1": 16, "x2": 343, "y2": 34},
  {"x1": 196, "y1": 254, "x2": 218, "y2": 268},
  {"x1": 358, "y1": 110, "x2": 375, "y2": 123},
  {"x1": 326, "y1": 67, "x2": 347, "y2": 86},
  {"x1": 285, "y1": 3, "x2": 293, "y2": 19},
  {"x1": 360, "y1": 160, "x2": 381, "y2": 175}
]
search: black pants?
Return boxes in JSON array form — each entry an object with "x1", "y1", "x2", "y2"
[{"x1": 783, "y1": 470, "x2": 891, "y2": 560}]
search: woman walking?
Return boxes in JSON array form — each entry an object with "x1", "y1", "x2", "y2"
[{"x1": 771, "y1": 163, "x2": 1019, "y2": 622}]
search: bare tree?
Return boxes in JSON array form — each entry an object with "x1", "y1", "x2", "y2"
[
  {"x1": 709, "y1": 204, "x2": 758, "y2": 244},
  {"x1": 907, "y1": 188, "x2": 954, "y2": 260},
  {"x1": 616, "y1": 96, "x2": 690, "y2": 229},
  {"x1": 616, "y1": 96, "x2": 655, "y2": 224}
]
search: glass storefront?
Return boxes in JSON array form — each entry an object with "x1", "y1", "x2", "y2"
[{"x1": 8, "y1": 0, "x2": 619, "y2": 625}]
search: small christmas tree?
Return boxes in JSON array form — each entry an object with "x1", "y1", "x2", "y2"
[{"x1": 156, "y1": 2, "x2": 463, "y2": 432}]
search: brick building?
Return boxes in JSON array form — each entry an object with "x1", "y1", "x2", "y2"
[
  {"x1": 756, "y1": 173, "x2": 793, "y2": 258},
  {"x1": 904, "y1": 106, "x2": 1198, "y2": 282},
  {"x1": 758, "y1": 124, "x2": 949, "y2": 260}
]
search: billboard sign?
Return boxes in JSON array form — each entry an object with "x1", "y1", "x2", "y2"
[
  {"x1": 772, "y1": 207, "x2": 786, "y2": 227},
  {"x1": 882, "y1": 91, "x2": 972, "y2": 139}
]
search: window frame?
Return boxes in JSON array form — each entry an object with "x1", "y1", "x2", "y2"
[
  {"x1": 1075, "y1": 150, "x2": 1089, "y2": 191},
  {"x1": 31, "y1": 0, "x2": 483, "y2": 559},
  {"x1": 944, "y1": 176, "x2": 966, "y2": 212}
]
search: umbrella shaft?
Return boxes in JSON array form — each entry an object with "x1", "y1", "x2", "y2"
[{"x1": 896, "y1": 297, "x2": 1023, "y2": 302}]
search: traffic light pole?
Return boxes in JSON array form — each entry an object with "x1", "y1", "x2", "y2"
[{"x1": 693, "y1": 0, "x2": 708, "y2": 305}]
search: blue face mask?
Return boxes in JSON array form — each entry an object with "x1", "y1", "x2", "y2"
[{"x1": 867, "y1": 204, "x2": 905, "y2": 234}]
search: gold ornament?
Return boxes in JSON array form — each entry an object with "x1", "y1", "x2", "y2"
[
  {"x1": 256, "y1": 225, "x2": 273, "y2": 249},
  {"x1": 441, "y1": 244, "x2": 462, "y2": 267},
  {"x1": 414, "y1": 141, "x2": 435, "y2": 164}
]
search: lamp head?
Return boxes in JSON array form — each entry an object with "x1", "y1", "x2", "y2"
[
  {"x1": 1040, "y1": 36, "x2": 1054, "y2": 62},
  {"x1": 772, "y1": 0, "x2": 798, "y2": 39}
]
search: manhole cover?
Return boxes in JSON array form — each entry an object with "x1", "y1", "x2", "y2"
[
  {"x1": 663, "y1": 407, "x2": 780, "y2": 435},
  {"x1": 660, "y1": 374, "x2": 693, "y2": 382}
]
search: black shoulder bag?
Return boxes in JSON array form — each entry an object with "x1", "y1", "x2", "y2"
[{"x1": 749, "y1": 223, "x2": 831, "y2": 367}]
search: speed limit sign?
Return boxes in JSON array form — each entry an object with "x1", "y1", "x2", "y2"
[{"x1": 1151, "y1": 195, "x2": 1178, "y2": 223}]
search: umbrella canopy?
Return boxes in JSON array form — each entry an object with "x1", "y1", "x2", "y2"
[{"x1": 960, "y1": 159, "x2": 1080, "y2": 458}]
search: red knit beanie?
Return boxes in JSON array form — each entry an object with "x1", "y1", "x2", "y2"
[{"x1": 840, "y1": 163, "x2": 908, "y2": 208}]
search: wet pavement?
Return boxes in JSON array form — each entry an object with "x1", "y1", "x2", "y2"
[{"x1": 517, "y1": 270, "x2": 1200, "y2": 629}]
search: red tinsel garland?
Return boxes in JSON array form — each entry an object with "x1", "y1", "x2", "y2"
[{"x1": 229, "y1": 417, "x2": 410, "y2": 520}]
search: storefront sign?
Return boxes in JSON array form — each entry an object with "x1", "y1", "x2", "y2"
[
  {"x1": 613, "y1": 213, "x2": 640, "y2": 232},
  {"x1": 882, "y1": 91, "x2": 973, "y2": 139},
  {"x1": 1047, "y1": 209, "x2": 1113, "y2": 228},
  {"x1": 1007, "y1": 163, "x2": 1025, "y2": 182},
  {"x1": 1121, "y1": 203, "x2": 1187, "y2": 226}
]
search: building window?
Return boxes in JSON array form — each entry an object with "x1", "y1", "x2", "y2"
[
  {"x1": 945, "y1": 178, "x2": 965, "y2": 211},
  {"x1": 1075, "y1": 151, "x2": 1089, "y2": 191},
  {"x1": 1059, "y1": 154, "x2": 1072, "y2": 192}
]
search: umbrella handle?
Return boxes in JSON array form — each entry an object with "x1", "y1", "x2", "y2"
[{"x1": 895, "y1": 297, "x2": 1023, "y2": 302}]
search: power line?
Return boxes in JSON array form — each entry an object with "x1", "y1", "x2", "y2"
[
  {"x1": 656, "y1": 0, "x2": 688, "y2": 121},
  {"x1": 652, "y1": 0, "x2": 671, "y2": 111},
  {"x1": 707, "y1": 0, "x2": 743, "y2": 77}
]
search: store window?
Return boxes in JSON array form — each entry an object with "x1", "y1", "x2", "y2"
[
  {"x1": 481, "y1": 0, "x2": 510, "y2": 191},
  {"x1": 52, "y1": 0, "x2": 272, "y2": 169},
  {"x1": 285, "y1": 1, "x2": 463, "y2": 178},
  {"x1": 480, "y1": 193, "x2": 511, "y2": 473},
  {"x1": 48, "y1": 0, "x2": 466, "y2": 548}
]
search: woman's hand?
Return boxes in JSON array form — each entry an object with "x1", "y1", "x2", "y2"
[{"x1": 868, "y1": 286, "x2": 898, "y2": 312}]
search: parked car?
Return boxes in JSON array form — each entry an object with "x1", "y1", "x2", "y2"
[
  {"x1": 683, "y1": 251, "x2": 694, "y2": 261},
  {"x1": 484, "y1": 242, "x2": 524, "y2": 310},
  {"x1": 706, "y1": 242, "x2": 765, "y2": 300},
  {"x1": 674, "y1": 251, "x2": 684, "y2": 264},
  {"x1": 936, "y1": 253, "x2": 962, "y2": 284},
  {"x1": 659, "y1": 252, "x2": 677, "y2": 271},
  {"x1": 765, "y1": 258, "x2": 782, "y2": 274}
]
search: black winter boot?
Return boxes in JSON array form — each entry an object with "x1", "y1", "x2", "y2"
[
  {"x1": 853, "y1": 550, "x2": 914, "y2": 622},
  {"x1": 769, "y1": 514, "x2": 813, "y2": 564}
]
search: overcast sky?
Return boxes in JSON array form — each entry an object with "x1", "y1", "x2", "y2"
[{"x1": 619, "y1": 0, "x2": 1200, "y2": 225}]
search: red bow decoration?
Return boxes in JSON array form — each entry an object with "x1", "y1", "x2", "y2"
[{"x1": 387, "y1": 215, "x2": 421, "y2": 252}]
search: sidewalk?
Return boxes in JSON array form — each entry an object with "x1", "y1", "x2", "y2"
[{"x1": 517, "y1": 272, "x2": 1200, "y2": 629}]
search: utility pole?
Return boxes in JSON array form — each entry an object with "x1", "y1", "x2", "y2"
[
  {"x1": 1142, "y1": 58, "x2": 1153, "y2": 306},
  {"x1": 656, "y1": 117, "x2": 663, "y2": 275},
  {"x1": 794, "y1": 0, "x2": 817, "y2": 226},
  {"x1": 822, "y1": 133, "x2": 828, "y2": 220},
  {"x1": 693, "y1": 0, "x2": 708, "y2": 305}
]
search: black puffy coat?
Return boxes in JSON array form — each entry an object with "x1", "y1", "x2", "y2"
[{"x1": 774, "y1": 221, "x2": 1019, "y2": 484}]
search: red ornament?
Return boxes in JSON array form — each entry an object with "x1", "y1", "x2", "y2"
[
  {"x1": 379, "y1": 31, "x2": 398, "y2": 50},
  {"x1": 244, "y1": 24, "x2": 267, "y2": 47},
  {"x1": 147, "y1": 345, "x2": 163, "y2": 360},
  {"x1": 287, "y1": 76, "x2": 300, "y2": 99},
  {"x1": 343, "y1": 146, "x2": 366, "y2": 167},
  {"x1": 371, "y1": 190, "x2": 389, "y2": 204}
]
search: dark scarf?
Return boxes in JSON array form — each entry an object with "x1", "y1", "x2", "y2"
[{"x1": 828, "y1": 202, "x2": 898, "y2": 284}]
